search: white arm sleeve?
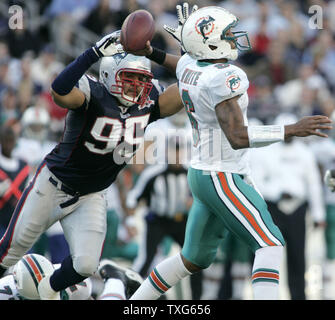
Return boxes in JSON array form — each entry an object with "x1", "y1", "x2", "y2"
[{"x1": 247, "y1": 125, "x2": 285, "y2": 148}]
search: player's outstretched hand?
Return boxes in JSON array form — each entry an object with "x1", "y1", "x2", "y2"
[
  {"x1": 163, "y1": 2, "x2": 198, "y2": 47},
  {"x1": 285, "y1": 115, "x2": 332, "y2": 138},
  {"x1": 93, "y1": 30, "x2": 124, "y2": 58},
  {"x1": 324, "y1": 169, "x2": 335, "y2": 192}
]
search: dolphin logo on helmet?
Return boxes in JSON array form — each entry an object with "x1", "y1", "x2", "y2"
[{"x1": 195, "y1": 15, "x2": 215, "y2": 43}]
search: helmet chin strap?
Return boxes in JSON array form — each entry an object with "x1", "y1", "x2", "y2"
[
  {"x1": 110, "y1": 83, "x2": 138, "y2": 107},
  {"x1": 110, "y1": 81, "x2": 134, "y2": 108},
  {"x1": 117, "y1": 95, "x2": 135, "y2": 108},
  {"x1": 117, "y1": 86, "x2": 145, "y2": 108}
]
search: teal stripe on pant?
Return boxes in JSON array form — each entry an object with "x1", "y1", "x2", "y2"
[{"x1": 325, "y1": 205, "x2": 335, "y2": 259}]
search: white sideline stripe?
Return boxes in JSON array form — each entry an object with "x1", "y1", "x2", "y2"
[
  {"x1": 225, "y1": 173, "x2": 282, "y2": 246},
  {"x1": 210, "y1": 172, "x2": 267, "y2": 247}
]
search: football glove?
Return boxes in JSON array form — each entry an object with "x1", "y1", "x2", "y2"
[
  {"x1": 93, "y1": 30, "x2": 124, "y2": 58},
  {"x1": 163, "y1": 2, "x2": 198, "y2": 48},
  {"x1": 324, "y1": 169, "x2": 335, "y2": 192}
]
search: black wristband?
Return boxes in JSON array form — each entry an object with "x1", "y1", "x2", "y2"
[{"x1": 146, "y1": 47, "x2": 166, "y2": 65}]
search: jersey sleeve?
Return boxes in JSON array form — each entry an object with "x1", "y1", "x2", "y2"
[
  {"x1": 176, "y1": 54, "x2": 193, "y2": 81},
  {"x1": 208, "y1": 65, "x2": 249, "y2": 108},
  {"x1": 75, "y1": 74, "x2": 103, "y2": 112},
  {"x1": 149, "y1": 100, "x2": 161, "y2": 123},
  {"x1": 152, "y1": 79, "x2": 164, "y2": 95},
  {"x1": 77, "y1": 75, "x2": 91, "y2": 103},
  {"x1": 149, "y1": 79, "x2": 165, "y2": 123}
]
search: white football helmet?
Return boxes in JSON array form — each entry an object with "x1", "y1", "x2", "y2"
[
  {"x1": 99, "y1": 53, "x2": 154, "y2": 107},
  {"x1": 21, "y1": 106, "x2": 50, "y2": 141},
  {"x1": 180, "y1": 6, "x2": 251, "y2": 60},
  {"x1": 13, "y1": 254, "x2": 55, "y2": 300}
]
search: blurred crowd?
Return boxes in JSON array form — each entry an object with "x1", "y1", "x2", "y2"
[
  {"x1": 0, "y1": 0, "x2": 334, "y2": 136},
  {"x1": 0, "y1": 0, "x2": 335, "y2": 299}
]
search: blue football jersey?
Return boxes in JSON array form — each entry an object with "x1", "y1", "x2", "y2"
[{"x1": 45, "y1": 75, "x2": 163, "y2": 195}]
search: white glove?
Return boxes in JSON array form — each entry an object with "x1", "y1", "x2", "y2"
[
  {"x1": 92, "y1": 30, "x2": 124, "y2": 58},
  {"x1": 163, "y1": 2, "x2": 198, "y2": 47},
  {"x1": 324, "y1": 169, "x2": 335, "y2": 192},
  {"x1": 0, "y1": 179, "x2": 11, "y2": 197}
]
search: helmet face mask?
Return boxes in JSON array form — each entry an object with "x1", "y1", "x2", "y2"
[
  {"x1": 112, "y1": 68, "x2": 153, "y2": 107},
  {"x1": 181, "y1": 6, "x2": 251, "y2": 61},
  {"x1": 221, "y1": 20, "x2": 251, "y2": 52},
  {"x1": 100, "y1": 54, "x2": 154, "y2": 107}
]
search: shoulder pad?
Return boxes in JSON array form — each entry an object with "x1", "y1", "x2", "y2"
[
  {"x1": 208, "y1": 64, "x2": 249, "y2": 106},
  {"x1": 176, "y1": 54, "x2": 193, "y2": 80},
  {"x1": 77, "y1": 75, "x2": 91, "y2": 103},
  {"x1": 152, "y1": 79, "x2": 165, "y2": 94}
]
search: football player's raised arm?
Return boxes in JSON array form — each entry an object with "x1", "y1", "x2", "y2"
[
  {"x1": 51, "y1": 31, "x2": 123, "y2": 109},
  {"x1": 215, "y1": 96, "x2": 250, "y2": 150},
  {"x1": 159, "y1": 52, "x2": 181, "y2": 74},
  {"x1": 145, "y1": 43, "x2": 181, "y2": 74},
  {"x1": 158, "y1": 83, "x2": 184, "y2": 118},
  {"x1": 51, "y1": 87, "x2": 86, "y2": 110},
  {"x1": 50, "y1": 46, "x2": 99, "y2": 110}
]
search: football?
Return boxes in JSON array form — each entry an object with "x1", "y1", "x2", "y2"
[{"x1": 120, "y1": 10, "x2": 155, "y2": 52}]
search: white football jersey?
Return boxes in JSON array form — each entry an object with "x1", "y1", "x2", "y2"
[
  {"x1": 13, "y1": 137, "x2": 64, "y2": 237},
  {"x1": 13, "y1": 137, "x2": 56, "y2": 170},
  {"x1": 176, "y1": 54, "x2": 250, "y2": 174},
  {"x1": 0, "y1": 275, "x2": 21, "y2": 300}
]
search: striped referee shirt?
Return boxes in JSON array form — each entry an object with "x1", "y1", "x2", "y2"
[{"x1": 126, "y1": 164, "x2": 190, "y2": 218}]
